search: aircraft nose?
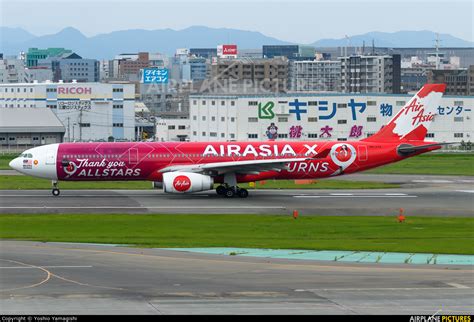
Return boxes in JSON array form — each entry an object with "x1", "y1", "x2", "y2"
[{"x1": 9, "y1": 157, "x2": 21, "y2": 171}]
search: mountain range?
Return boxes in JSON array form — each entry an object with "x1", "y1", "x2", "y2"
[{"x1": 1, "y1": 26, "x2": 473, "y2": 59}]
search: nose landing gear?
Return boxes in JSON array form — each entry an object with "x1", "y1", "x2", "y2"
[{"x1": 52, "y1": 180, "x2": 60, "y2": 196}]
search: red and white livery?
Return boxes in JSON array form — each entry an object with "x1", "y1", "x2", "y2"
[{"x1": 9, "y1": 84, "x2": 451, "y2": 198}]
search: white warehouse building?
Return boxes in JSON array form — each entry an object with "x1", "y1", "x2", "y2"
[
  {"x1": 0, "y1": 82, "x2": 135, "y2": 142},
  {"x1": 188, "y1": 93, "x2": 473, "y2": 143}
]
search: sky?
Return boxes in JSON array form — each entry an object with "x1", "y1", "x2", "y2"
[{"x1": 1, "y1": 0, "x2": 473, "y2": 43}]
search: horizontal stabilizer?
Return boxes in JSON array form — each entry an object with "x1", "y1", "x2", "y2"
[{"x1": 397, "y1": 142, "x2": 457, "y2": 155}]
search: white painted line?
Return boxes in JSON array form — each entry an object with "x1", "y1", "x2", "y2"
[
  {"x1": 300, "y1": 285, "x2": 471, "y2": 292},
  {"x1": 445, "y1": 283, "x2": 470, "y2": 289},
  {"x1": 384, "y1": 193, "x2": 407, "y2": 196},
  {"x1": 0, "y1": 206, "x2": 286, "y2": 209},
  {"x1": 293, "y1": 196, "x2": 417, "y2": 198},
  {"x1": 456, "y1": 190, "x2": 474, "y2": 194},
  {"x1": 0, "y1": 265, "x2": 93, "y2": 269},
  {"x1": 330, "y1": 193, "x2": 353, "y2": 196},
  {"x1": 459, "y1": 180, "x2": 474, "y2": 183},
  {"x1": 412, "y1": 180, "x2": 453, "y2": 183}
]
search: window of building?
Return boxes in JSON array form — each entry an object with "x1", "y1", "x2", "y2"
[
  {"x1": 202, "y1": 132, "x2": 206, "y2": 136},
  {"x1": 221, "y1": 117, "x2": 225, "y2": 122},
  {"x1": 248, "y1": 101, "x2": 258, "y2": 106},
  {"x1": 278, "y1": 117, "x2": 288, "y2": 122},
  {"x1": 193, "y1": 100, "x2": 197, "y2": 105},
  {"x1": 202, "y1": 100, "x2": 206, "y2": 105},
  {"x1": 454, "y1": 133, "x2": 464, "y2": 138},
  {"x1": 278, "y1": 134, "x2": 288, "y2": 138},
  {"x1": 168, "y1": 125, "x2": 175, "y2": 130},
  {"x1": 79, "y1": 123, "x2": 91, "y2": 127},
  {"x1": 367, "y1": 101, "x2": 377, "y2": 106},
  {"x1": 230, "y1": 117, "x2": 235, "y2": 122},
  {"x1": 425, "y1": 133, "x2": 435, "y2": 138},
  {"x1": 210, "y1": 132, "x2": 217, "y2": 137},
  {"x1": 396, "y1": 101, "x2": 405, "y2": 106},
  {"x1": 211, "y1": 101, "x2": 216, "y2": 106},
  {"x1": 113, "y1": 104, "x2": 123, "y2": 109},
  {"x1": 248, "y1": 117, "x2": 258, "y2": 123},
  {"x1": 337, "y1": 103, "x2": 347, "y2": 108},
  {"x1": 307, "y1": 133, "x2": 318, "y2": 138},
  {"x1": 337, "y1": 120, "x2": 347, "y2": 124},
  {"x1": 178, "y1": 125, "x2": 186, "y2": 130},
  {"x1": 230, "y1": 101, "x2": 235, "y2": 106},
  {"x1": 193, "y1": 116, "x2": 197, "y2": 120},
  {"x1": 221, "y1": 133, "x2": 225, "y2": 138},
  {"x1": 308, "y1": 101, "x2": 318, "y2": 106},
  {"x1": 113, "y1": 123, "x2": 123, "y2": 127},
  {"x1": 454, "y1": 101, "x2": 464, "y2": 106},
  {"x1": 454, "y1": 117, "x2": 464, "y2": 122},
  {"x1": 221, "y1": 101, "x2": 225, "y2": 106},
  {"x1": 202, "y1": 116, "x2": 206, "y2": 121},
  {"x1": 230, "y1": 133, "x2": 235, "y2": 139},
  {"x1": 193, "y1": 131, "x2": 197, "y2": 136},
  {"x1": 248, "y1": 134, "x2": 258, "y2": 139},
  {"x1": 112, "y1": 88, "x2": 123, "y2": 92},
  {"x1": 308, "y1": 117, "x2": 318, "y2": 122},
  {"x1": 337, "y1": 138, "x2": 348, "y2": 141},
  {"x1": 367, "y1": 116, "x2": 377, "y2": 122}
]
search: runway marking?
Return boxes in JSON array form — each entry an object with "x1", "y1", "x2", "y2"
[
  {"x1": 0, "y1": 265, "x2": 93, "y2": 269},
  {"x1": 456, "y1": 190, "x2": 474, "y2": 194},
  {"x1": 294, "y1": 195, "x2": 417, "y2": 198},
  {"x1": 445, "y1": 283, "x2": 470, "y2": 289},
  {"x1": 330, "y1": 193, "x2": 353, "y2": 196},
  {"x1": 296, "y1": 285, "x2": 472, "y2": 292},
  {"x1": 0, "y1": 259, "x2": 51, "y2": 292},
  {"x1": 0, "y1": 206, "x2": 286, "y2": 209},
  {"x1": 412, "y1": 180, "x2": 454, "y2": 183}
]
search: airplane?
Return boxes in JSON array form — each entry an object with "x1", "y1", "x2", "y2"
[{"x1": 9, "y1": 84, "x2": 452, "y2": 198}]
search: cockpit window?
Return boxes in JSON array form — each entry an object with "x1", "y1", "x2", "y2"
[{"x1": 19, "y1": 153, "x2": 33, "y2": 158}]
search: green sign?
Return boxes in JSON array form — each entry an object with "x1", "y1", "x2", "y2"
[{"x1": 258, "y1": 102, "x2": 275, "y2": 119}]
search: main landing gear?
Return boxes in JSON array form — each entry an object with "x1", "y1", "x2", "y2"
[
  {"x1": 215, "y1": 173, "x2": 249, "y2": 198},
  {"x1": 52, "y1": 180, "x2": 60, "y2": 196},
  {"x1": 216, "y1": 185, "x2": 249, "y2": 198}
]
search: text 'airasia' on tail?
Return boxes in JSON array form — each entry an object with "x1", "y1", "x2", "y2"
[{"x1": 362, "y1": 84, "x2": 446, "y2": 143}]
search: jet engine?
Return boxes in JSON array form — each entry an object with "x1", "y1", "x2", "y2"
[{"x1": 163, "y1": 172, "x2": 214, "y2": 193}]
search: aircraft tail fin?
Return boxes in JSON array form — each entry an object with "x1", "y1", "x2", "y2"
[{"x1": 362, "y1": 84, "x2": 446, "y2": 143}]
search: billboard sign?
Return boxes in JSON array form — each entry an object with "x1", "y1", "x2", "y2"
[
  {"x1": 142, "y1": 68, "x2": 169, "y2": 84},
  {"x1": 217, "y1": 44, "x2": 238, "y2": 58}
]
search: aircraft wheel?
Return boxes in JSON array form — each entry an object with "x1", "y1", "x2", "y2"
[
  {"x1": 224, "y1": 188, "x2": 235, "y2": 198},
  {"x1": 237, "y1": 188, "x2": 249, "y2": 198},
  {"x1": 216, "y1": 185, "x2": 226, "y2": 195},
  {"x1": 52, "y1": 188, "x2": 60, "y2": 197}
]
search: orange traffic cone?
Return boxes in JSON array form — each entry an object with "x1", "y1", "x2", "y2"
[
  {"x1": 293, "y1": 210, "x2": 299, "y2": 219},
  {"x1": 398, "y1": 208, "x2": 406, "y2": 223}
]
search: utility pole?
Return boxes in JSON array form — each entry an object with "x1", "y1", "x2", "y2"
[
  {"x1": 79, "y1": 108, "x2": 83, "y2": 142},
  {"x1": 435, "y1": 33, "x2": 440, "y2": 69},
  {"x1": 67, "y1": 117, "x2": 70, "y2": 142}
]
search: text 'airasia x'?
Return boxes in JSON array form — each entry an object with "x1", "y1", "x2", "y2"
[{"x1": 10, "y1": 84, "x2": 451, "y2": 198}]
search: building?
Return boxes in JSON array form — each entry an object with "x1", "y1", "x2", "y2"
[
  {"x1": 427, "y1": 68, "x2": 472, "y2": 96},
  {"x1": 155, "y1": 118, "x2": 190, "y2": 142},
  {"x1": 207, "y1": 57, "x2": 289, "y2": 93},
  {"x1": 0, "y1": 108, "x2": 65, "y2": 148},
  {"x1": 26, "y1": 48, "x2": 73, "y2": 67},
  {"x1": 263, "y1": 45, "x2": 315, "y2": 60},
  {"x1": 289, "y1": 60, "x2": 341, "y2": 92},
  {"x1": 0, "y1": 57, "x2": 27, "y2": 83},
  {"x1": 340, "y1": 54, "x2": 401, "y2": 94},
  {"x1": 401, "y1": 67, "x2": 429, "y2": 93},
  {"x1": 189, "y1": 48, "x2": 217, "y2": 59},
  {"x1": 35, "y1": 52, "x2": 99, "y2": 83},
  {"x1": 188, "y1": 93, "x2": 473, "y2": 144},
  {"x1": 0, "y1": 82, "x2": 135, "y2": 142}
]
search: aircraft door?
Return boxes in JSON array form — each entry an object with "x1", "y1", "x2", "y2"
[
  {"x1": 358, "y1": 145, "x2": 368, "y2": 162},
  {"x1": 129, "y1": 148, "x2": 138, "y2": 165}
]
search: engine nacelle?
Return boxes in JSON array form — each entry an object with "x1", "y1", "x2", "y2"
[{"x1": 163, "y1": 172, "x2": 214, "y2": 193}]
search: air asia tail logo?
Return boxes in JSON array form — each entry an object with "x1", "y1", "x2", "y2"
[
  {"x1": 403, "y1": 98, "x2": 434, "y2": 126},
  {"x1": 330, "y1": 143, "x2": 356, "y2": 171},
  {"x1": 173, "y1": 175, "x2": 191, "y2": 192}
]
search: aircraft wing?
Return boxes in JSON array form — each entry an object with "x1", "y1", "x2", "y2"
[{"x1": 158, "y1": 157, "x2": 311, "y2": 175}]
